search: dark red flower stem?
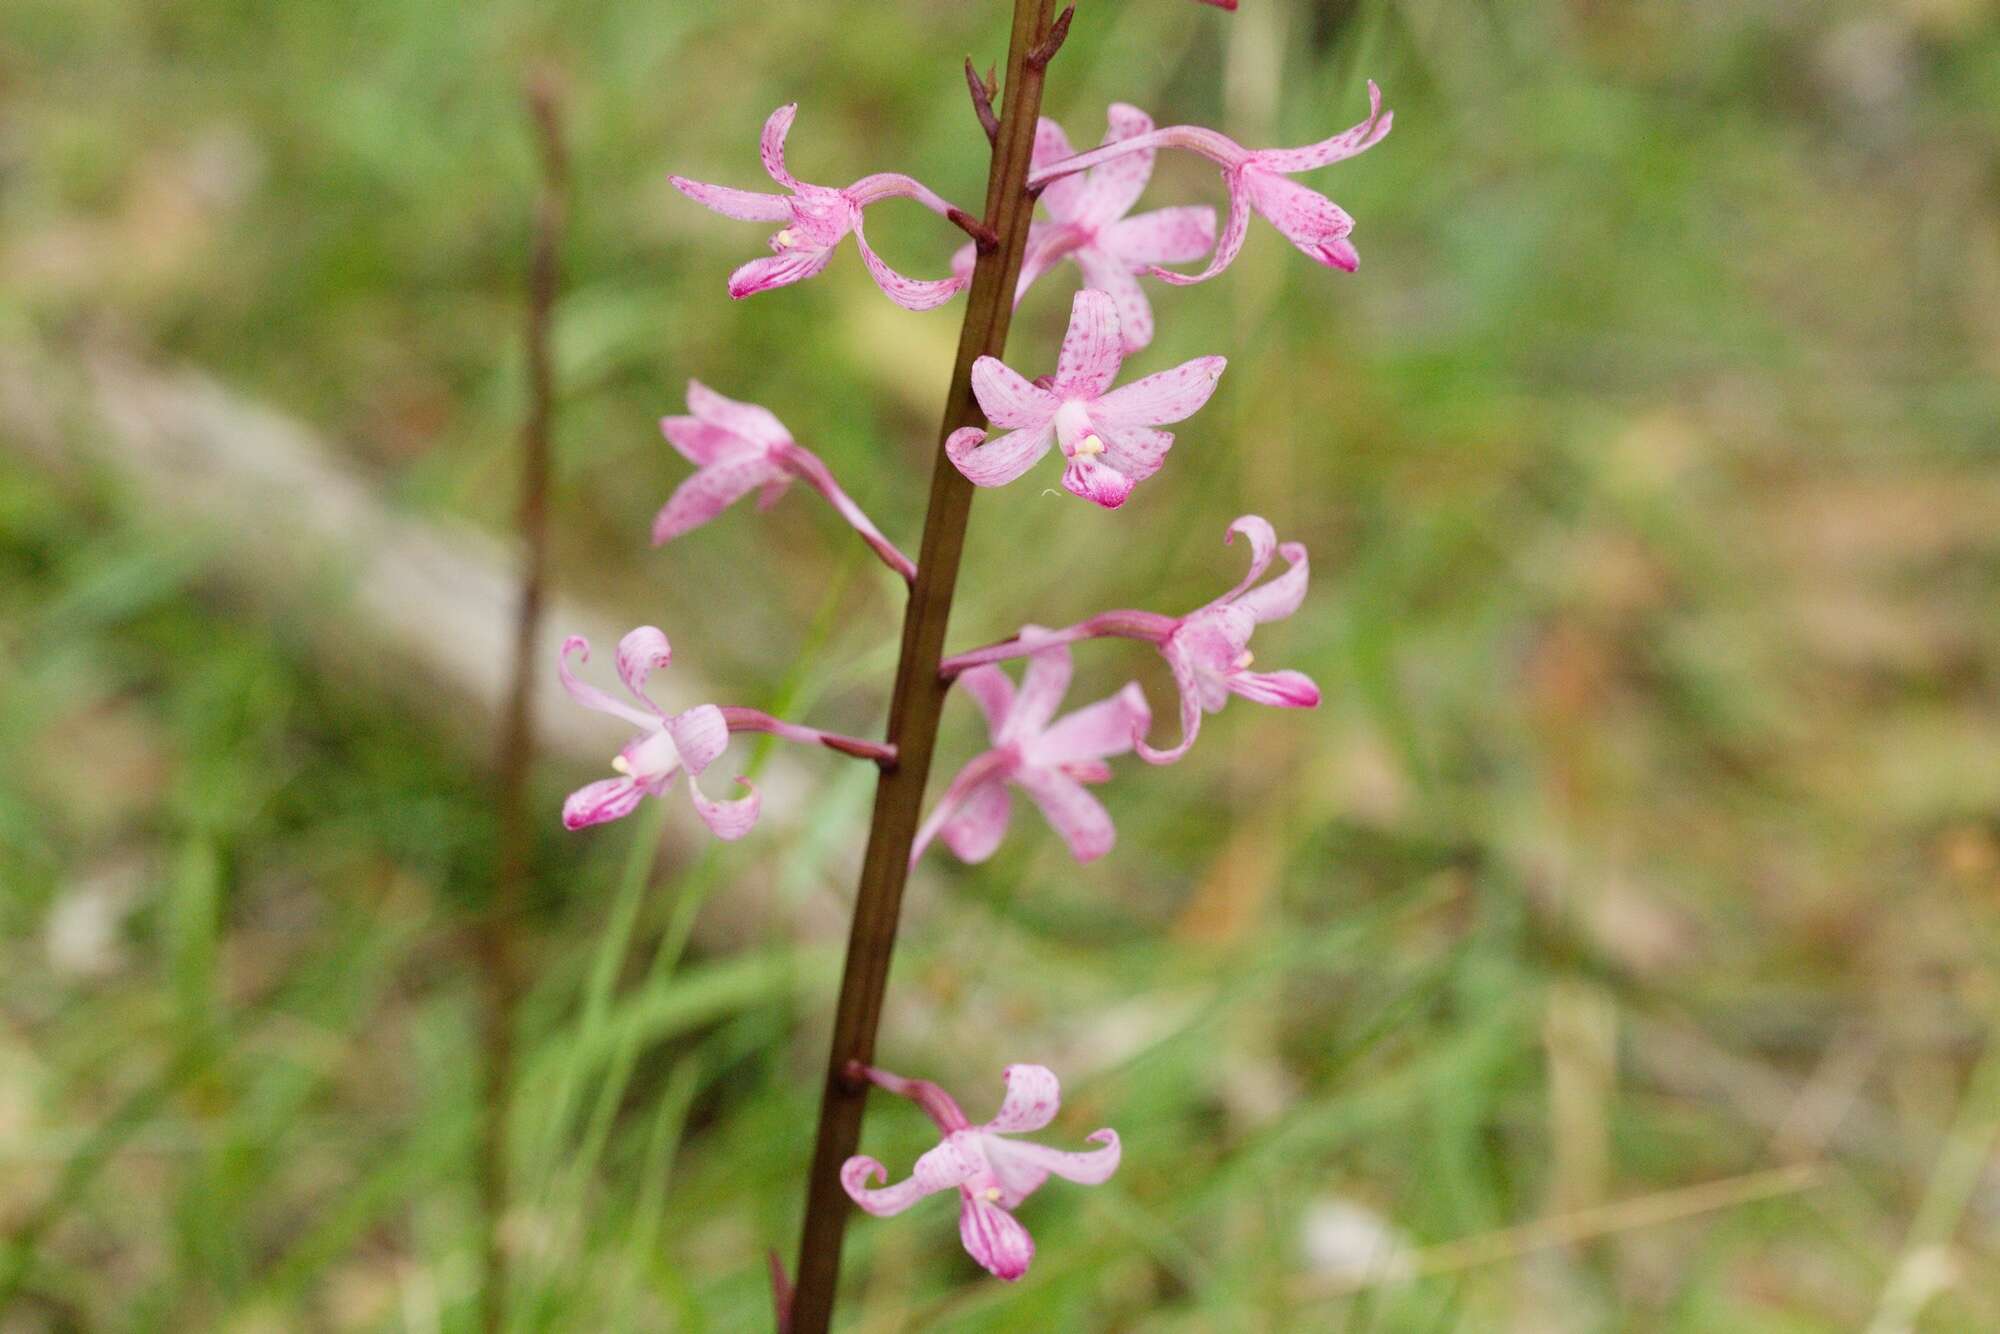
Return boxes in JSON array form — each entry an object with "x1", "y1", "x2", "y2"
[
  {"x1": 787, "y1": 3, "x2": 1062, "y2": 1328},
  {"x1": 478, "y1": 70, "x2": 566, "y2": 1334},
  {"x1": 720, "y1": 707, "x2": 896, "y2": 764}
]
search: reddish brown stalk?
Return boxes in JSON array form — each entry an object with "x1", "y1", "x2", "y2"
[
  {"x1": 787, "y1": 3, "x2": 1062, "y2": 1328},
  {"x1": 477, "y1": 71, "x2": 566, "y2": 1334}
]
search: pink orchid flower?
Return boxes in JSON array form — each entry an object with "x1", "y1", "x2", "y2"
[
  {"x1": 1139, "y1": 515, "x2": 1318, "y2": 763},
  {"x1": 1027, "y1": 81, "x2": 1391, "y2": 284},
  {"x1": 911, "y1": 640, "x2": 1149, "y2": 866},
  {"x1": 670, "y1": 103, "x2": 968, "y2": 311},
  {"x1": 842, "y1": 1063, "x2": 1120, "y2": 1282},
  {"x1": 953, "y1": 106, "x2": 1216, "y2": 352},
  {"x1": 656, "y1": 380, "x2": 915, "y2": 582},
  {"x1": 944, "y1": 289, "x2": 1226, "y2": 509},
  {"x1": 557, "y1": 629, "x2": 759, "y2": 837},
  {"x1": 938, "y1": 515, "x2": 1318, "y2": 765}
]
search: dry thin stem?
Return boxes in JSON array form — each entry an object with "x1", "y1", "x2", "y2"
[
  {"x1": 476, "y1": 69, "x2": 566, "y2": 1334},
  {"x1": 786, "y1": 3, "x2": 1063, "y2": 1329}
]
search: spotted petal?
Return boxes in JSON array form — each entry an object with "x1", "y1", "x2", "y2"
[
  {"x1": 946, "y1": 424, "x2": 1055, "y2": 489},
  {"x1": 668, "y1": 175, "x2": 794, "y2": 223},
  {"x1": 940, "y1": 779, "x2": 1012, "y2": 863},
  {"x1": 985, "y1": 1064, "x2": 1062, "y2": 1133},
  {"x1": 1237, "y1": 541, "x2": 1309, "y2": 624},
  {"x1": 1052, "y1": 290, "x2": 1124, "y2": 397},
  {"x1": 1032, "y1": 683, "x2": 1149, "y2": 766},
  {"x1": 959, "y1": 1194, "x2": 1036, "y2": 1282},
  {"x1": 1006, "y1": 644, "x2": 1073, "y2": 742},
  {"x1": 1245, "y1": 172, "x2": 1359, "y2": 271},
  {"x1": 1095, "y1": 356, "x2": 1227, "y2": 427},
  {"x1": 1073, "y1": 248, "x2": 1155, "y2": 353},
  {"x1": 854, "y1": 218, "x2": 968, "y2": 311},
  {"x1": 985, "y1": 1129, "x2": 1121, "y2": 1190},
  {"x1": 651, "y1": 454, "x2": 787, "y2": 545},
  {"x1": 970, "y1": 358, "x2": 1060, "y2": 429},
  {"x1": 562, "y1": 776, "x2": 647, "y2": 831},
  {"x1": 686, "y1": 380, "x2": 791, "y2": 449},
  {"x1": 558, "y1": 636, "x2": 658, "y2": 730},
  {"x1": 1151, "y1": 173, "x2": 1251, "y2": 287},
  {"x1": 1016, "y1": 767, "x2": 1116, "y2": 862},
  {"x1": 957, "y1": 665, "x2": 1017, "y2": 739},
  {"x1": 615, "y1": 627, "x2": 673, "y2": 707},
  {"x1": 1136, "y1": 637, "x2": 1206, "y2": 766},
  {"x1": 1253, "y1": 81, "x2": 1391, "y2": 173},
  {"x1": 1226, "y1": 668, "x2": 1321, "y2": 709},
  {"x1": 759, "y1": 103, "x2": 801, "y2": 188},
  {"x1": 1069, "y1": 103, "x2": 1157, "y2": 228}
]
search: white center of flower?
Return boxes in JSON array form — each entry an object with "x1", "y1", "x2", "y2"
[
  {"x1": 1073, "y1": 433, "x2": 1105, "y2": 457},
  {"x1": 1233, "y1": 650, "x2": 1255, "y2": 670},
  {"x1": 775, "y1": 227, "x2": 798, "y2": 248},
  {"x1": 982, "y1": 1187, "x2": 1003, "y2": 1202},
  {"x1": 610, "y1": 754, "x2": 633, "y2": 775}
]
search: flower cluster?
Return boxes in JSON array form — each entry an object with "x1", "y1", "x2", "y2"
[{"x1": 555, "y1": 21, "x2": 1388, "y2": 1293}]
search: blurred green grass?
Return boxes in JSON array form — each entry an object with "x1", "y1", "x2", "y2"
[{"x1": 5, "y1": 0, "x2": 2000, "y2": 1329}]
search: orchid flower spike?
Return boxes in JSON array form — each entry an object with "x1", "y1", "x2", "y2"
[
  {"x1": 945, "y1": 289, "x2": 1226, "y2": 509},
  {"x1": 842, "y1": 1063, "x2": 1120, "y2": 1282},
  {"x1": 912, "y1": 639, "x2": 1149, "y2": 866},
  {"x1": 1027, "y1": 81, "x2": 1391, "y2": 284},
  {"x1": 953, "y1": 105, "x2": 1216, "y2": 352},
  {"x1": 656, "y1": 380, "x2": 916, "y2": 582},
  {"x1": 1140, "y1": 515, "x2": 1318, "y2": 764},
  {"x1": 556, "y1": 630, "x2": 760, "y2": 838},
  {"x1": 670, "y1": 103, "x2": 969, "y2": 310}
]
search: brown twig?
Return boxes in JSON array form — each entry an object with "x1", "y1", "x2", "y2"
[
  {"x1": 477, "y1": 67, "x2": 566, "y2": 1334},
  {"x1": 786, "y1": 3, "x2": 1062, "y2": 1329},
  {"x1": 947, "y1": 206, "x2": 1001, "y2": 253},
  {"x1": 964, "y1": 58, "x2": 1000, "y2": 146},
  {"x1": 1026, "y1": 4, "x2": 1075, "y2": 69}
]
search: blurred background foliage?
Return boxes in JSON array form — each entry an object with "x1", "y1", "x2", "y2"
[{"x1": 4, "y1": 0, "x2": 2000, "y2": 1329}]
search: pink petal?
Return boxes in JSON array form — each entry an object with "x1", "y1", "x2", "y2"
[
  {"x1": 651, "y1": 455, "x2": 785, "y2": 545},
  {"x1": 686, "y1": 380, "x2": 791, "y2": 449},
  {"x1": 940, "y1": 778, "x2": 1012, "y2": 863},
  {"x1": 687, "y1": 772, "x2": 760, "y2": 841},
  {"x1": 1100, "y1": 205, "x2": 1218, "y2": 266},
  {"x1": 853, "y1": 219, "x2": 967, "y2": 312},
  {"x1": 1136, "y1": 638, "x2": 1206, "y2": 766},
  {"x1": 558, "y1": 636, "x2": 658, "y2": 729},
  {"x1": 1052, "y1": 289, "x2": 1124, "y2": 397},
  {"x1": 1244, "y1": 171, "x2": 1358, "y2": 271},
  {"x1": 1016, "y1": 767, "x2": 1116, "y2": 862},
  {"x1": 1032, "y1": 683, "x2": 1150, "y2": 766},
  {"x1": 1094, "y1": 356, "x2": 1227, "y2": 427},
  {"x1": 727, "y1": 247, "x2": 834, "y2": 300},
  {"x1": 1060, "y1": 454, "x2": 1139, "y2": 510},
  {"x1": 957, "y1": 665, "x2": 1017, "y2": 740},
  {"x1": 1006, "y1": 643, "x2": 1073, "y2": 742},
  {"x1": 1033, "y1": 117, "x2": 1087, "y2": 222},
  {"x1": 1236, "y1": 540, "x2": 1309, "y2": 624},
  {"x1": 958, "y1": 1194, "x2": 1036, "y2": 1281},
  {"x1": 840, "y1": 1142, "x2": 970, "y2": 1218},
  {"x1": 1227, "y1": 668, "x2": 1320, "y2": 709},
  {"x1": 1072, "y1": 247, "x2": 1154, "y2": 354},
  {"x1": 1216, "y1": 515, "x2": 1279, "y2": 604},
  {"x1": 1069, "y1": 103, "x2": 1157, "y2": 228},
  {"x1": 562, "y1": 776, "x2": 647, "y2": 831},
  {"x1": 755, "y1": 476, "x2": 792, "y2": 511},
  {"x1": 970, "y1": 357, "x2": 1059, "y2": 429},
  {"x1": 1014, "y1": 221, "x2": 1079, "y2": 300},
  {"x1": 1252, "y1": 81, "x2": 1391, "y2": 174},
  {"x1": 667, "y1": 175, "x2": 793, "y2": 223},
  {"x1": 1093, "y1": 420, "x2": 1175, "y2": 479},
  {"x1": 759, "y1": 103, "x2": 801, "y2": 189},
  {"x1": 1151, "y1": 173, "x2": 1251, "y2": 287},
  {"x1": 946, "y1": 423, "x2": 1055, "y2": 489},
  {"x1": 985, "y1": 1064, "x2": 1062, "y2": 1133},
  {"x1": 615, "y1": 626, "x2": 673, "y2": 705},
  {"x1": 984, "y1": 1128, "x2": 1121, "y2": 1187},
  {"x1": 660, "y1": 415, "x2": 750, "y2": 466},
  {"x1": 666, "y1": 704, "x2": 729, "y2": 775}
]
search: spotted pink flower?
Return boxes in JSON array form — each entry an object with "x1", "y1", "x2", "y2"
[
  {"x1": 945, "y1": 289, "x2": 1225, "y2": 509},
  {"x1": 655, "y1": 380, "x2": 915, "y2": 581},
  {"x1": 912, "y1": 640, "x2": 1149, "y2": 866},
  {"x1": 842, "y1": 1063, "x2": 1120, "y2": 1283},
  {"x1": 1139, "y1": 515, "x2": 1318, "y2": 763},
  {"x1": 953, "y1": 106, "x2": 1215, "y2": 352},
  {"x1": 1027, "y1": 82, "x2": 1391, "y2": 284},
  {"x1": 670, "y1": 103, "x2": 969, "y2": 311},
  {"x1": 557, "y1": 630, "x2": 759, "y2": 838}
]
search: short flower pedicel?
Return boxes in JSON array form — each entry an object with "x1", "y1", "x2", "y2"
[
  {"x1": 945, "y1": 289, "x2": 1226, "y2": 508},
  {"x1": 671, "y1": 103, "x2": 971, "y2": 310},
  {"x1": 1029, "y1": 82, "x2": 1392, "y2": 284},
  {"x1": 842, "y1": 1063, "x2": 1119, "y2": 1282},
  {"x1": 912, "y1": 640, "x2": 1149, "y2": 865}
]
